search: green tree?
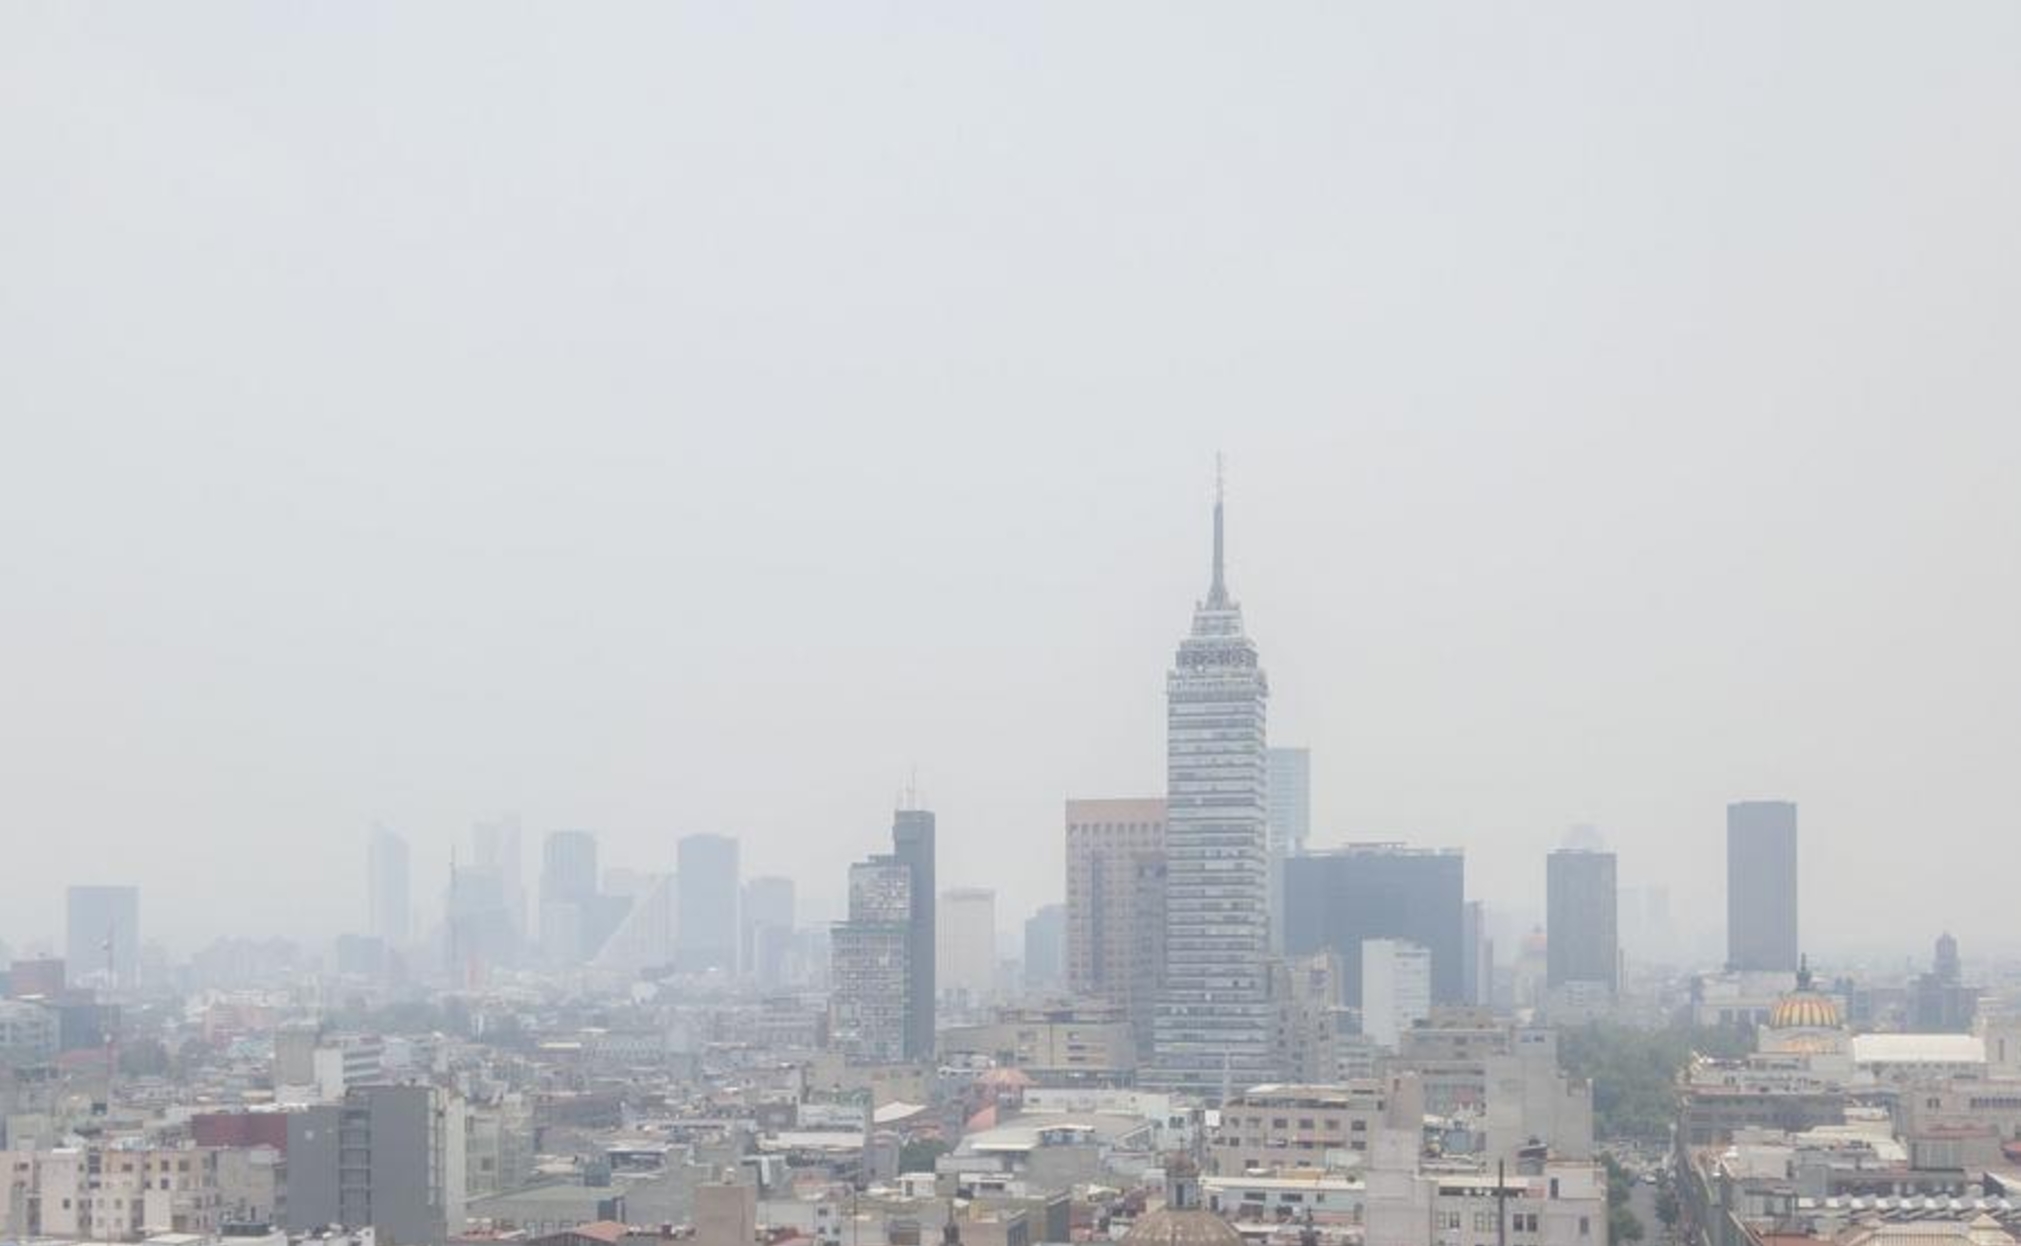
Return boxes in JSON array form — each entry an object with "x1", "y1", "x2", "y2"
[{"x1": 900, "y1": 1139, "x2": 950, "y2": 1174}]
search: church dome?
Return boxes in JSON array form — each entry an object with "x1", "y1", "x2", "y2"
[{"x1": 1123, "y1": 1208, "x2": 1246, "y2": 1246}]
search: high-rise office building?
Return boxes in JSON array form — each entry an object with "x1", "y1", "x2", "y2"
[
  {"x1": 65, "y1": 885, "x2": 139, "y2": 991},
  {"x1": 676, "y1": 834, "x2": 740, "y2": 973},
  {"x1": 830, "y1": 857, "x2": 914, "y2": 1062},
  {"x1": 1727, "y1": 800, "x2": 1798, "y2": 972},
  {"x1": 1266, "y1": 747, "x2": 1311, "y2": 954},
  {"x1": 938, "y1": 887, "x2": 997, "y2": 1009},
  {"x1": 1151, "y1": 479, "x2": 1278, "y2": 1093},
  {"x1": 1285, "y1": 844, "x2": 1465, "y2": 1008},
  {"x1": 470, "y1": 816, "x2": 525, "y2": 939},
  {"x1": 1065, "y1": 797, "x2": 1168, "y2": 1056},
  {"x1": 366, "y1": 827, "x2": 410, "y2": 949},
  {"x1": 1022, "y1": 903, "x2": 1067, "y2": 992},
  {"x1": 539, "y1": 830, "x2": 600, "y2": 963},
  {"x1": 891, "y1": 807, "x2": 937, "y2": 1059},
  {"x1": 741, "y1": 875, "x2": 797, "y2": 988},
  {"x1": 1361, "y1": 939, "x2": 1432, "y2": 1048},
  {"x1": 1461, "y1": 900, "x2": 1493, "y2": 1006},
  {"x1": 1546, "y1": 848, "x2": 1618, "y2": 992}
]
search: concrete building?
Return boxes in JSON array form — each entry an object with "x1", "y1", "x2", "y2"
[
  {"x1": 938, "y1": 1003, "x2": 1138, "y2": 1083},
  {"x1": 676, "y1": 833, "x2": 740, "y2": 973},
  {"x1": 1728, "y1": 800, "x2": 1799, "y2": 972},
  {"x1": 1287, "y1": 845, "x2": 1465, "y2": 1009},
  {"x1": 1210, "y1": 1077, "x2": 1424, "y2": 1174},
  {"x1": 368, "y1": 828, "x2": 411, "y2": 949},
  {"x1": 1065, "y1": 797, "x2": 1167, "y2": 1056},
  {"x1": 1022, "y1": 903, "x2": 1067, "y2": 992},
  {"x1": 831, "y1": 858, "x2": 915, "y2": 1063},
  {"x1": 287, "y1": 1084, "x2": 467, "y2": 1243},
  {"x1": 64, "y1": 884, "x2": 139, "y2": 991},
  {"x1": 0, "y1": 1000, "x2": 57, "y2": 1067},
  {"x1": 539, "y1": 830, "x2": 600, "y2": 964},
  {"x1": 1151, "y1": 479, "x2": 1279, "y2": 1094},
  {"x1": 741, "y1": 875, "x2": 797, "y2": 988},
  {"x1": 1365, "y1": 1156, "x2": 1608, "y2": 1246},
  {"x1": 1266, "y1": 747, "x2": 1312, "y2": 955},
  {"x1": 470, "y1": 816, "x2": 526, "y2": 943},
  {"x1": 1461, "y1": 902, "x2": 1492, "y2": 1007},
  {"x1": 892, "y1": 807, "x2": 938, "y2": 1060},
  {"x1": 694, "y1": 1178, "x2": 758, "y2": 1246},
  {"x1": 4, "y1": 1145, "x2": 225, "y2": 1239},
  {"x1": 939, "y1": 887, "x2": 998, "y2": 1011},
  {"x1": 1545, "y1": 849, "x2": 1617, "y2": 994},
  {"x1": 1362, "y1": 939, "x2": 1432, "y2": 1049}
]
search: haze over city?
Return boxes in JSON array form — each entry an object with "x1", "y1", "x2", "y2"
[{"x1": 5, "y1": 2, "x2": 2020, "y2": 962}]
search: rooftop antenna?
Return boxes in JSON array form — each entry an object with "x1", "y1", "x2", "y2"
[{"x1": 1208, "y1": 452, "x2": 1228, "y2": 607}]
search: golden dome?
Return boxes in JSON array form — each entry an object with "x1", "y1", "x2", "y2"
[{"x1": 1769, "y1": 993, "x2": 1843, "y2": 1029}]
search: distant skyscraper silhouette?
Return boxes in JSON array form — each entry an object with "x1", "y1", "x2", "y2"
[
  {"x1": 65, "y1": 885, "x2": 139, "y2": 992},
  {"x1": 366, "y1": 826, "x2": 410, "y2": 948},
  {"x1": 1546, "y1": 848, "x2": 1618, "y2": 992},
  {"x1": 1285, "y1": 844, "x2": 1465, "y2": 1008},
  {"x1": 1726, "y1": 801, "x2": 1798, "y2": 972},
  {"x1": 539, "y1": 830, "x2": 600, "y2": 962},
  {"x1": 1266, "y1": 747, "x2": 1311, "y2": 954},
  {"x1": 891, "y1": 807, "x2": 937, "y2": 1059},
  {"x1": 1151, "y1": 470, "x2": 1279, "y2": 1094},
  {"x1": 676, "y1": 833, "x2": 740, "y2": 973}
]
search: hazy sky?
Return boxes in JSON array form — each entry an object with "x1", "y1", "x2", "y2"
[{"x1": 4, "y1": 4, "x2": 2019, "y2": 962}]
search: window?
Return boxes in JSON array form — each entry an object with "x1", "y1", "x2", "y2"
[{"x1": 1580, "y1": 1218, "x2": 1591, "y2": 1236}]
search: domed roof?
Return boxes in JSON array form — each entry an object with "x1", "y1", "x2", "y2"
[
  {"x1": 1769, "y1": 993, "x2": 1844, "y2": 1030},
  {"x1": 1770, "y1": 957, "x2": 1844, "y2": 1030},
  {"x1": 1123, "y1": 1208, "x2": 1245, "y2": 1246}
]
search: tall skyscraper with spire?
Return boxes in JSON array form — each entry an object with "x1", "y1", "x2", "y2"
[{"x1": 1150, "y1": 467, "x2": 1279, "y2": 1094}]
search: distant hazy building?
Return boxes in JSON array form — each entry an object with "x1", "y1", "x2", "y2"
[
  {"x1": 592, "y1": 870, "x2": 673, "y2": 973},
  {"x1": 539, "y1": 830, "x2": 600, "y2": 963},
  {"x1": 1461, "y1": 900, "x2": 1493, "y2": 1007},
  {"x1": 741, "y1": 875, "x2": 797, "y2": 987},
  {"x1": 1151, "y1": 479, "x2": 1279, "y2": 1094},
  {"x1": 1362, "y1": 939, "x2": 1432, "y2": 1049},
  {"x1": 938, "y1": 887, "x2": 997, "y2": 1009},
  {"x1": 1065, "y1": 797, "x2": 1167, "y2": 1056},
  {"x1": 891, "y1": 807, "x2": 937, "y2": 1059},
  {"x1": 1286, "y1": 844, "x2": 1465, "y2": 1009},
  {"x1": 1727, "y1": 801, "x2": 1798, "y2": 972},
  {"x1": 64, "y1": 885, "x2": 139, "y2": 991},
  {"x1": 1266, "y1": 747, "x2": 1311, "y2": 954},
  {"x1": 366, "y1": 828, "x2": 410, "y2": 949},
  {"x1": 676, "y1": 833, "x2": 740, "y2": 973},
  {"x1": 1022, "y1": 903, "x2": 1067, "y2": 992},
  {"x1": 831, "y1": 857, "x2": 915, "y2": 1062},
  {"x1": 1546, "y1": 849, "x2": 1618, "y2": 992},
  {"x1": 470, "y1": 816, "x2": 526, "y2": 941}
]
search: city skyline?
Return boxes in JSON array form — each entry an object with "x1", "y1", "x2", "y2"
[{"x1": 6, "y1": 5, "x2": 2020, "y2": 958}]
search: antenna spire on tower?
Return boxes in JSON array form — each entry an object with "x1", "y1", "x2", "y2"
[{"x1": 1209, "y1": 452, "x2": 1229, "y2": 606}]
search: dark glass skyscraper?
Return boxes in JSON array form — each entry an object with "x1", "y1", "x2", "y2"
[
  {"x1": 891, "y1": 807, "x2": 937, "y2": 1060},
  {"x1": 1727, "y1": 800, "x2": 1799, "y2": 972},
  {"x1": 1284, "y1": 845, "x2": 1465, "y2": 1008},
  {"x1": 1546, "y1": 848, "x2": 1618, "y2": 991}
]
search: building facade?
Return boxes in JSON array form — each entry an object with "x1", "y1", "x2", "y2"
[
  {"x1": 368, "y1": 828, "x2": 411, "y2": 949},
  {"x1": 1362, "y1": 939, "x2": 1432, "y2": 1049},
  {"x1": 939, "y1": 887, "x2": 998, "y2": 1010},
  {"x1": 1265, "y1": 747, "x2": 1311, "y2": 955},
  {"x1": 1151, "y1": 483, "x2": 1279, "y2": 1094},
  {"x1": 1065, "y1": 797, "x2": 1167, "y2": 1057},
  {"x1": 831, "y1": 858, "x2": 915, "y2": 1063},
  {"x1": 1285, "y1": 845, "x2": 1465, "y2": 1009},
  {"x1": 1727, "y1": 800, "x2": 1798, "y2": 972},
  {"x1": 892, "y1": 808, "x2": 938, "y2": 1060},
  {"x1": 676, "y1": 833, "x2": 741, "y2": 973},
  {"x1": 64, "y1": 884, "x2": 140, "y2": 992},
  {"x1": 1545, "y1": 849, "x2": 1617, "y2": 993}
]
